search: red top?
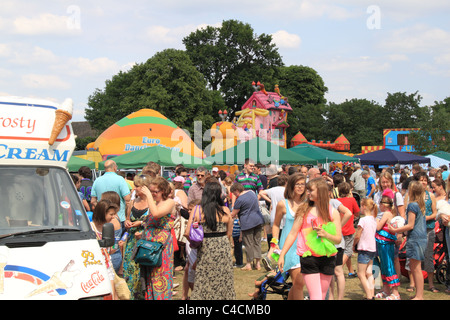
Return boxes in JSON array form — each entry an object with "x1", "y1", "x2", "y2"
[{"x1": 337, "y1": 197, "x2": 360, "y2": 236}]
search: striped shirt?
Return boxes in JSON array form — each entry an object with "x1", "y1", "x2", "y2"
[
  {"x1": 392, "y1": 172, "x2": 401, "y2": 185},
  {"x1": 235, "y1": 172, "x2": 263, "y2": 193},
  {"x1": 183, "y1": 178, "x2": 192, "y2": 194},
  {"x1": 232, "y1": 218, "x2": 241, "y2": 238}
]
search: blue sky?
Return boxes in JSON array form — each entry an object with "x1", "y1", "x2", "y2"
[{"x1": 1, "y1": 0, "x2": 449, "y2": 122}]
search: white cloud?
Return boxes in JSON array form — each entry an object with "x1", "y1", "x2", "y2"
[
  {"x1": 435, "y1": 53, "x2": 450, "y2": 66},
  {"x1": 418, "y1": 54, "x2": 450, "y2": 77},
  {"x1": 9, "y1": 46, "x2": 58, "y2": 66},
  {"x1": 380, "y1": 24, "x2": 450, "y2": 54},
  {"x1": 271, "y1": 30, "x2": 301, "y2": 49},
  {"x1": 387, "y1": 54, "x2": 409, "y2": 62},
  {"x1": 0, "y1": 44, "x2": 12, "y2": 57},
  {"x1": 60, "y1": 57, "x2": 120, "y2": 77},
  {"x1": 22, "y1": 74, "x2": 71, "y2": 90},
  {"x1": 145, "y1": 25, "x2": 174, "y2": 44},
  {"x1": 249, "y1": 0, "x2": 361, "y2": 21},
  {"x1": 119, "y1": 62, "x2": 137, "y2": 73},
  {"x1": 12, "y1": 13, "x2": 81, "y2": 35},
  {"x1": 144, "y1": 22, "x2": 222, "y2": 46},
  {"x1": 0, "y1": 68, "x2": 13, "y2": 81},
  {"x1": 318, "y1": 56, "x2": 391, "y2": 74}
]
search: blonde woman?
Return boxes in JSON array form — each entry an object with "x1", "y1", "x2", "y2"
[{"x1": 123, "y1": 175, "x2": 151, "y2": 299}]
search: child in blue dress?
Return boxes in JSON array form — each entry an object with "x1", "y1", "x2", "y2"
[{"x1": 389, "y1": 181, "x2": 427, "y2": 300}]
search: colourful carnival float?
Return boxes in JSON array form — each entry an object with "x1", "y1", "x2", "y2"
[
  {"x1": 209, "y1": 82, "x2": 293, "y2": 156},
  {"x1": 209, "y1": 81, "x2": 352, "y2": 157}
]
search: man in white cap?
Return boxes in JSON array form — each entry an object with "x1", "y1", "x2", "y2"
[
  {"x1": 350, "y1": 163, "x2": 366, "y2": 199},
  {"x1": 212, "y1": 167, "x2": 219, "y2": 178},
  {"x1": 266, "y1": 164, "x2": 279, "y2": 189}
]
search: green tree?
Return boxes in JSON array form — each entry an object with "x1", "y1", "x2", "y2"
[
  {"x1": 383, "y1": 91, "x2": 429, "y2": 129},
  {"x1": 85, "y1": 49, "x2": 223, "y2": 140},
  {"x1": 277, "y1": 65, "x2": 328, "y2": 107},
  {"x1": 409, "y1": 97, "x2": 450, "y2": 154},
  {"x1": 276, "y1": 65, "x2": 328, "y2": 143},
  {"x1": 183, "y1": 19, "x2": 283, "y2": 119},
  {"x1": 289, "y1": 103, "x2": 326, "y2": 146},
  {"x1": 75, "y1": 136, "x2": 96, "y2": 151},
  {"x1": 324, "y1": 99, "x2": 385, "y2": 153}
]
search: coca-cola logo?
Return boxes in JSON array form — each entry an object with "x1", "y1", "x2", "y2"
[{"x1": 80, "y1": 270, "x2": 105, "y2": 293}]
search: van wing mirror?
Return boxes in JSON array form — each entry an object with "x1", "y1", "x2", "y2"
[{"x1": 98, "y1": 223, "x2": 115, "y2": 248}]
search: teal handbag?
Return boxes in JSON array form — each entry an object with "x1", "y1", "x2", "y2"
[{"x1": 133, "y1": 239, "x2": 164, "y2": 267}]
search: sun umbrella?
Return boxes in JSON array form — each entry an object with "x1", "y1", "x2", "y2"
[
  {"x1": 67, "y1": 156, "x2": 96, "y2": 171},
  {"x1": 205, "y1": 137, "x2": 315, "y2": 165},
  {"x1": 289, "y1": 144, "x2": 358, "y2": 164},
  {"x1": 354, "y1": 148, "x2": 430, "y2": 165},
  {"x1": 98, "y1": 145, "x2": 212, "y2": 170}
]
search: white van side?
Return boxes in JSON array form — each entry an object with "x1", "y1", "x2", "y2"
[{"x1": 0, "y1": 97, "x2": 114, "y2": 300}]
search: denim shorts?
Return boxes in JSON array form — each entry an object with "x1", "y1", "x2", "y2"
[
  {"x1": 406, "y1": 239, "x2": 427, "y2": 261},
  {"x1": 357, "y1": 250, "x2": 376, "y2": 264}
]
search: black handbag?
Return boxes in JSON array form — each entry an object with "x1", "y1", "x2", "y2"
[{"x1": 133, "y1": 239, "x2": 164, "y2": 267}]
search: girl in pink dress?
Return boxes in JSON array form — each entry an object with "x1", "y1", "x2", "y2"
[{"x1": 278, "y1": 178, "x2": 342, "y2": 300}]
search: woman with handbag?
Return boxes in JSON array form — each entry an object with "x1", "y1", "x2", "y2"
[
  {"x1": 185, "y1": 181, "x2": 236, "y2": 300},
  {"x1": 137, "y1": 176, "x2": 176, "y2": 300},
  {"x1": 122, "y1": 175, "x2": 151, "y2": 300}
]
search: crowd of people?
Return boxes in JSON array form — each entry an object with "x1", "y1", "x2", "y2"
[{"x1": 71, "y1": 158, "x2": 450, "y2": 300}]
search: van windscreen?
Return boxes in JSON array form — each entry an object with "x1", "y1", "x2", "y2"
[{"x1": 0, "y1": 166, "x2": 91, "y2": 236}]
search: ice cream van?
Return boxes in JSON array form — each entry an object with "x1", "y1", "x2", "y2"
[{"x1": 0, "y1": 96, "x2": 114, "y2": 300}]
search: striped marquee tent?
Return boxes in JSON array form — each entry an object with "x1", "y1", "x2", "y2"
[{"x1": 91, "y1": 109, "x2": 204, "y2": 161}]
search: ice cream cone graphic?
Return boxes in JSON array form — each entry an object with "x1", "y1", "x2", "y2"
[
  {"x1": 48, "y1": 98, "x2": 73, "y2": 145},
  {"x1": 0, "y1": 254, "x2": 7, "y2": 294},
  {"x1": 0, "y1": 262, "x2": 6, "y2": 294},
  {"x1": 26, "y1": 260, "x2": 78, "y2": 298},
  {"x1": 26, "y1": 273, "x2": 67, "y2": 297}
]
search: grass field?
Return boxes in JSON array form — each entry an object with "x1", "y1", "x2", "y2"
[{"x1": 173, "y1": 241, "x2": 450, "y2": 301}]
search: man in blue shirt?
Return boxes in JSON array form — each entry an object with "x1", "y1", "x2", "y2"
[
  {"x1": 91, "y1": 160, "x2": 131, "y2": 226},
  {"x1": 362, "y1": 170, "x2": 376, "y2": 199},
  {"x1": 441, "y1": 165, "x2": 449, "y2": 181}
]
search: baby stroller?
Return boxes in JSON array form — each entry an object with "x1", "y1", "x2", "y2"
[
  {"x1": 433, "y1": 221, "x2": 448, "y2": 284},
  {"x1": 252, "y1": 269, "x2": 292, "y2": 300},
  {"x1": 398, "y1": 221, "x2": 447, "y2": 283}
]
